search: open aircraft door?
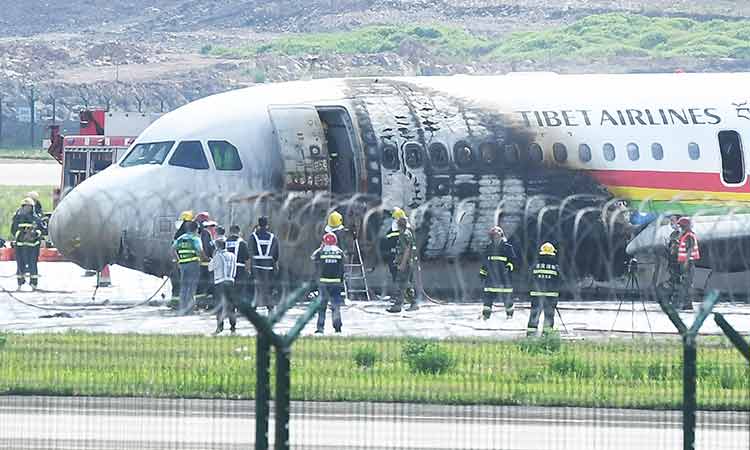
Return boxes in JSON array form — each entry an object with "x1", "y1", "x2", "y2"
[{"x1": 268, "y1": 105, "x2": 330, "y2": 193}]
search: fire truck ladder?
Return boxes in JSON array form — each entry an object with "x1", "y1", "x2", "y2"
[{"x1": 344, "y1": 238, "x2": 371, "y2": 301}]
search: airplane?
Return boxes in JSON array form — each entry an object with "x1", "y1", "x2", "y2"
[{"x1": 48, "y1": 72, "x2": 750, "y2": 297}]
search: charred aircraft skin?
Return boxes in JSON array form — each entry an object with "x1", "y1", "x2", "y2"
[{"x1": 50, "y1": 76, "x2": 629, "y2": 294}]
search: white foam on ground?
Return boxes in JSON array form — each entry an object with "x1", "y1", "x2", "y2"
[{"x1": 1, "y1": 262, "x2": 749, "y2": 338}]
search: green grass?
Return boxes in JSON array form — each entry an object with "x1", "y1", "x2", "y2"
[
  {"x1": 0, "y1": 186, "x2": 54, "y2": 239},
  {"x1": 208, "y1": 14, "x2": 750, "y2": 64},
  {"x1": 0, "y1": 148, "x2": 54, "y2": 161},
  {"x1": 0, "y1": 333, "x2": 747, "y2": 409}
]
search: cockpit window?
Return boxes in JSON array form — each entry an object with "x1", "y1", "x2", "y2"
[
  {"x1": 169, "y1": 141, "x2": 209, "y2": 169},
  {"x1": 208, "y1": 141, "x2": 243, "y2": 171},
  {"x1": 120, "y1": 141, "x2": 174, "y2": 167}
]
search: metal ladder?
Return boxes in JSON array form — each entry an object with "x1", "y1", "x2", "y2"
[{"x1": 344, "y1": 237, "x2": 371, "y2": 301}]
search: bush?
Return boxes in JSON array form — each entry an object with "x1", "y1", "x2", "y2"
[
  {"x1": 0, "y1": 334, "x2": 6, "y2": 350},
  {"x1": 402, "y1": 340, "x2": 454, "y2": 375},
  {"x1": 518, "y1": 332, "x2": 561, "y2": 355},
  {"x1": 639, "y1": 32, "x2": 668, "y2": 49},
  {"x1": 352, "y1": 346, "x2": 379, "y2": 369}
]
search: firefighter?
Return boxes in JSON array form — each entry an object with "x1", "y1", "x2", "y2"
[
  {"x1": 386, "y1": 217, "x2": 419, "y2": 313},
  {"x1": 676, "y1": 217, "x2": 700, "y2": 311},
  {"x1": 26, "y1": 191, "x2": 43, "y2": 217},
  {"x1": 249, "y1": 216, "x2": 280, "y2": 312},
  {"x1": 665, "y1": 215, "x2": 682, "y2": 308},
  {"x1": 12, "y1": 198, "x2": 43, "y2": 290},
  {"x1": 479, "y1": 226, "x2": 516, "y2": 320},
  {"x1": 172, "y1": 220, "x2": 204, "y2": 315},
  {"x1": 311, "y1": 232, "x2": 345, "y2": 334},
  {"x1": 170, "y1": 210, "x2": 195, "y2": 304},
  {"x1": 195, "y1": 212, "x2": 216, "y2": 306},
  {"x1": 379, "y1": 208, "x2": 406, "y2": 298},
  {"x1": 226, "y1": 224, "x2": 251, "y2": 308},
  {"x1": 527, "y1": 242, "x2": 561, "y2": 337}
]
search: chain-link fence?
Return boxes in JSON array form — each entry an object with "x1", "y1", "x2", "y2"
[{"x1": 1, "y1": 190, "x2": 749, "y2": 449}]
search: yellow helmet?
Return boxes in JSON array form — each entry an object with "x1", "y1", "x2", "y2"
[
  {"x1": 179, "y1": 210, "x2": 194, "y2": 221},
  {"x1": 392, "y1": 207, "x2": 407, "y2": 220},
  {"x1": 21, "y1": 197, "x2": 35, "y2": 207},
  {"x1": 539, "y1": 242, "x2": 557, "y2": 256},
  {"x1": 327, "y1": 211, "x2": 343, "y2": 228},
  {"x1": 26, "y1": 191, "x2": 40, "y2": 201}
]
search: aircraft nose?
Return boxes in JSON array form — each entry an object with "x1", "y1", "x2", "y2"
[{"x1": 49, "y1": 181, "x2": 123, "y2": 270}]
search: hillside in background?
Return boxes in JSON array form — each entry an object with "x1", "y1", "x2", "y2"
[{"x1": 1, "y1": 0, "x2": 750, "y2": 146}]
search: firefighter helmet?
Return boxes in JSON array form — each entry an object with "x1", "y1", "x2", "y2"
[
  {"x1": 392, "y1": 207, "x2": 407, "y2": 220},
  {"x1": 323, "y1": 232, "x2": 338, "y2": 246},
  {"x1": 26, "y1": 191, "x2": 40, "y2": 201},
  {"x1": 539, "y1": 242, "x2": 557, "y2": 256},
  {"x1": 21, "y1": 197, "x2": 35, "y2": 207},
  {"x1": 195, "y1": 212, "x2": 211, "y2": 224},
  {"x1": 179, "y1": 210, "x2": 194, "y2": 222},
  {"x1": 488, "y1": 226, "x2": 504, "y2": 237},
  {"x1": 677, "y1": 217, "x2": 692, "y2": 228},
  {"x1": 327, "y1": 211, "x2": 343, "y2": 228}
]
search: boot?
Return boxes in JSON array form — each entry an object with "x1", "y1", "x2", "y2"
[
  {"x1": 386, "y1": 303, "x2": 402, "y2": 313},
  {"x1": 526, "y1": 327, "x2": 537, "y2": 337},
  {"x1": 482, "y1": 305, "x2": 492, "y2": 320},
  {"x1": 213, "y1": 323, "x2": 224, "y2": 335},
  {"x1": 680, "y1": 302, "x2": 693, "y2": 311}
]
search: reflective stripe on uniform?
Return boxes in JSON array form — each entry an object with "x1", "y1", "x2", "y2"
[
  {"x1": 386, "y1": 232, "x2": 400, "y2": 238},
  {"x1": 319, "y1": 277, "x2": 342, "y2": 284},
  {"x1": 483, "y1": 287, "x2": 513, "y2": 293},
  {"x1": 530, "y1": 291, "x2": 560, "y2": 297},
  {"x1": 479, "y1": 268, "x2": 488, "y2": 276},
  {"x1": 488, "y1": 255, "x2": 508, "y2": 261},
  {"x1": 322, "y1": 254, "x2": 342, "y2": 260},
  {"x1": 252, "y1": 232, "x2": 276, "y2": 270},
  {"x1": 533, "y1": 269, "x2": 558, "y2": 276}
]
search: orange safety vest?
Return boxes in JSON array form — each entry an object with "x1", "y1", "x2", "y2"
[{"x1": 677, "y1": 231, "x2": 700, "y2": 263}]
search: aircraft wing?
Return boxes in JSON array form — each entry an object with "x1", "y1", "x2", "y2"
[{"x1": 626, "y1": 214, "x2": 750, "y2": 271}]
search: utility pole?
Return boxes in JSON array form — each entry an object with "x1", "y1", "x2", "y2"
[
  {"x1": 28, "y1": 86, "x2": 37, "y2": 147},
  {"x1": 49, "y1": 96, "x2": 57, "y2": 125}
]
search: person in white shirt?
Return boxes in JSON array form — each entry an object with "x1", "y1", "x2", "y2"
[{"x1": 208, "y1": 239, "x2": 237, "y2": 334}]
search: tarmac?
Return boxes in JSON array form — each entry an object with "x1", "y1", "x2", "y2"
[{"x1": 1, "y1": 262, "x2": 749, "y2": 338}]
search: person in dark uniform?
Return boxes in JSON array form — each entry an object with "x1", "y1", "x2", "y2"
[
  {"x1": 12, "y1": 197, "x2": 44, "y2": 290},
  {"x1": 527, "y1": 242, "x2": 561, "y2": 337},
  {"x1": 386, "y1": 217, "x2": 419, "y2": 313},
  {"x1": 249, "y1": 216, "x2": 280, "y2": 312},
  {"x1": 479, "y1": 226, "x2": 517, "y2": 319},
  {"x1": 676, "y1": 217, "x2": 700, "y2": 311},
  {"x1": 324, "y1": 210, "x2": 349, "y2": 255},
  {"x1": 665, "y1": 215, "x2": 682, "y2": 308},
  {"x1": 226, "y1": 224, "x2": 251, "y2": 309},
  {"x1": 195, "y1": 212, "x2": 216, "y2": 307},
  {"x1": 311, "y1": 232, "x2": 346, "y2": 334}
]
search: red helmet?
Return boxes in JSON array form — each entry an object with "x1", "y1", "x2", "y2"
[
  {"x1": 677, "y1": 217, "x2": 692, "y2": 228},
  {"x1": 322, "y1": 232, "x2": 337, "y2": 246},
  {"x1": 194, "y1": 212, "x2": 211, "y2": 224}
]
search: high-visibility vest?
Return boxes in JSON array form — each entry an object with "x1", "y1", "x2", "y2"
[
  {"x1": 226, "y1": 236, "x2": 247, "y2": 268},
  {"x1": 175, "y1": 236, "x2": 200, "y2": 264},
  {"x1": 318, "y1": 246, "x2": 344, "y2": 284},
  {"x1": 677, "y1": 231, "x2": 700, "y2": 263},
  {"x1": 15, "y1": 223, "x2": 41, "y2": 247},
  {"x1": 252, "y1": 232, "x2": 276, "y2": 271}
]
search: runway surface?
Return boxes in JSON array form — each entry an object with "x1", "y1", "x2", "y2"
[
  {"x1": 0, "y1": 396, "x2": 747, "y2": 450},
  {"x1": 1, "y1": 262, "x2": 750, "y2": 338}
]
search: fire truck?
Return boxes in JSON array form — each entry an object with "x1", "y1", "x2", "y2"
[{"x1": 47, "y1": 109, "x2": 162, "y2": 204}]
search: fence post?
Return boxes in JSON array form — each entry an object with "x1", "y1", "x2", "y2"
[
  {"x1": 255, "y1": 334, "x2": 271, "y2": 450},
  {"x1": 658, "y1": 291, "x2": 719, "y2": 450},
  {"x1": 274, "y1": 346, "x2": 291, "y2": 450},
  {"x1": 714, "y1": 313, "x2": 750, "y2": 363}
]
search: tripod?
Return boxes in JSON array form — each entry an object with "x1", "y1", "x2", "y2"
[{"x1": 609, "y1": 259, "x2": 654, "y2": 338}]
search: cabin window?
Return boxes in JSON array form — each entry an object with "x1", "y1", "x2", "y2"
[
  {"x1": 578, "y1": 144, "x2": 591, "y2": 162},
  {"x1": 428, "y1": 142, "x2": 449, "y2": 167},
  {"x1": 718, "y1": 130, "x2": 745, "y2": 184},
  {"x1": 454, "y1": 141, "x2": 475, "y2": 167},
  {"x1": 168, "y1": 141, "x2": 209, "y2": 169},
  {"x1": 528, "y1": 143, "x2": 543, "y2": 162},
  {"x1": 603, "y1": 143, "x2": 616, "y2": 161},
  {"x1": 627, "y1": 143, "x2": 640, "y2": 161},
  {"x1": 479, "y1": 142, "x2": 499, "y2": 165},
  {"x1": 120, "y1": 141, "x2": 174, "y2": 167},
  {"x1": 208, "y1": 141, "x2": 243, "y2": 171},
  {"x1": 553, "y1": 143, "x2": 567, "y2": 163},
  {"x1": 404, "y1": 142, "x2": 424, "y2": 168},
  {"x1": 651, "y1": 143, "x2": 664, "y2": 160},
  {"x1": 688, "y1": 142, "x2": 700, "y2": 160},
  {"x1": 382, "y1": 144, "x2": 399, "y2": 170}
]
